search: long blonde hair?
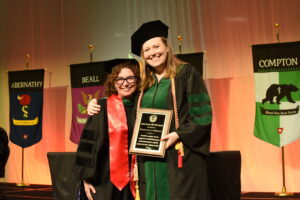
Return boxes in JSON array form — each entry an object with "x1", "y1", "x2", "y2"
[{"x1": 139, "y1": 37, "x2": 184, "y2": 91}]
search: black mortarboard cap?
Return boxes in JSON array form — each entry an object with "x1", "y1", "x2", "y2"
[{"x1": 131, "y1": 20, "x2": 169, "y2": 56}]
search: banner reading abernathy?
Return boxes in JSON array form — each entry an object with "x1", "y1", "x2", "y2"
[{"x1": 9, "y1": 69, "x2": 44, "y2": 148}]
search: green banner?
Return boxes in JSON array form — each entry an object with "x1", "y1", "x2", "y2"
[{"x1": 252, "y1": 41, "x2": 300, "y2": 147}]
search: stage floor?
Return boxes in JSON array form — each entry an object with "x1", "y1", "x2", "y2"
[
  {"x1": 1, "y1": 182, "x2": 299, "y2": 200},
  {"x1": 0, "y1": 182, "x2": 54, "y2": 200},
  {"x1": 241, "y1": 191, "x2": 300, "y2": 200}
]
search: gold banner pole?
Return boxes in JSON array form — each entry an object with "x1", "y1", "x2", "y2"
[
  {"x1": 275, "y1": 23, "x2": 280, "y2": 43},
  {"x1": 16, "y1": 54, "x2": 31, "y2": 187},
  {"x1": 274, "y1": 23, "x2": 293, "y2": 197},
  {"x1": 275, "y1": 146, "x2": 293, "y2": 196},
  {"x1": 16, "y1": 148, "x2": 29, "y2": 186},
  {"x1": 25, "y1": 54, "x2": 30, "y2": 70},
  {"x1": 89, "y1": 44, "x2": 94, "y2": 63},
  {"x1": 177, "y1": 35, "x2": 183, "y2": 54}
]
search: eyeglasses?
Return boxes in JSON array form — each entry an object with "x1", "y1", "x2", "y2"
[{"x1": 115, "y1": 76, "x2": 137, "y2": 85}]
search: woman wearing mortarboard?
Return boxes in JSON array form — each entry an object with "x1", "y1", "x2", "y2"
[{"x1": 131, "y1": 20, "x2": 212, "y2": 200}]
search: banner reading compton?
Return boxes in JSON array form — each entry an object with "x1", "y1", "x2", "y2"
[
  {"x1": 252, "y1": 41, "x2": 300, "y2": 147},
  {"x1": 9, "y1": 69, "x2": 44, "y2": 148}
]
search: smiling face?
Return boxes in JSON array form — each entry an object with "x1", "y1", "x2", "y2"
[
  {"x1": 142, "y1": 37, "x2": 168, "y2": 73},
  {"x1": 114, "y1": 68, "x2": 137, "y2": 99}
]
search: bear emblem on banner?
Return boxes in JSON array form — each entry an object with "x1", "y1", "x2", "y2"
[{"x1": 262, "y1": 84, "x2": 298, "y2": 104}]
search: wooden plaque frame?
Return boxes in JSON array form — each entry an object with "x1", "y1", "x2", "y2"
[{"x1": 129, "y1": 108, "x2": 173, "y2": 158}]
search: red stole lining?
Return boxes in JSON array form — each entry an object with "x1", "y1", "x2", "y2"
[{"x1": 107, "y1": 94, "x2": 130, "y2": 191}]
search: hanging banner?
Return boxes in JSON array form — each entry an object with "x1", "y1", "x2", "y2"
[
  {"x1": 176, "y1": 52, "x2": 204, "y2": 76},
  {"x1": 8, "y1": 69, "x2": 45, "y2": 148},
  {"x1": 252, "y1": 41, "x2": 300, "y2": 147},
  {"x1": 70, "y1": 59, "x2": 133, "y2": 143}
]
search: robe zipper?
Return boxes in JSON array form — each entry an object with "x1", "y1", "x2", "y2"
[
  {"x1": 151, "y1": 82, "x2": 159, "y2": 107},
  {"x1": 152, "y1": 81, "x2": 158, "y2": 200}
]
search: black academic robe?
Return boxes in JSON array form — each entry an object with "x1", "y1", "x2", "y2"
[
  {"x1": 73, "y1": 98, "x2": 134, "y2": 200},
  {"x1": 137, "y1": 64, "x2": 212, "y2": 200},
  {"x1": 0, "y1": 127, "x2": 10, "y2": 178}
]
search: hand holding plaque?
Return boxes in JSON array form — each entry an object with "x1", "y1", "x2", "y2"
[{"x1": 129, "y1": 108, "x2": 173, "y2": 158}]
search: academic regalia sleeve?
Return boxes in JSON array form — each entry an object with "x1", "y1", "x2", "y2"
[
  {"x1": 174, "y1": 64, "x2": 212, "y2": 156},
  {"x1": 73, "y1": 99, "x2": 108, "y2": 181}
]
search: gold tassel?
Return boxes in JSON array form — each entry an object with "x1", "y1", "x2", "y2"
[
  {"x1": 133, "y1": 162, "x2": 141, "y2": 200},
  {"x1": 175, "y1": 141, "x2": 184, "y2": 156},
  {"x1": 135, "y1": 185, "x2": 141, "y2": 200},
  {"x1": 133, "y1": 162, "x2": 139, "y2": 181},
  {"x1": 179, "y1": 141, "x2": 184, "y2": 156}
]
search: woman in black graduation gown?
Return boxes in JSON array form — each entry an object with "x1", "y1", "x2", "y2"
[
  {"x1": 74, "y1": 61, "x2": 139, "y2": 200},
  {"x1": 129, "y1": 20, "x2": 212, "y2": 200},
  {"x1": 88, "y1": 20, "x2": 212, "y2": 200}
]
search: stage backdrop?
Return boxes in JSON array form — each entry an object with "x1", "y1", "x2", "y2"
[{"x1": 1, "y1": 0, "x2": 300, "y2": 193}]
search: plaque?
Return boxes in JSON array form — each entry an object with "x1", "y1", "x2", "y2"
[{"x1": 129, "y1": 108, "x2": 173, "y2": 158}]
